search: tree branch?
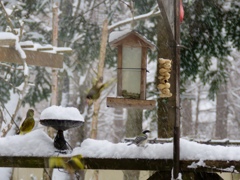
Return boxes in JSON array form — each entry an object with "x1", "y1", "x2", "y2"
[
  {"x1": 0, "y1": 1, "x2": 17, "y2": 35},
  {"x1": 108, "y1": 5, "x2": 160, "y2": 31}
]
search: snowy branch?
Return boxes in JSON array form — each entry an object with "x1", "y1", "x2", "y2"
[
  {"x1": 0, "y1": 1, "x2": 17, "y2": 35},
  {"x1": 108, "y1": 5, "x2": 160, "y2": 31}
]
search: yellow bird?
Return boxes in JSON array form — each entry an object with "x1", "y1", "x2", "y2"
[
  {"x1": 86, "y1": 78, "x2": 116, "y2": 105},
  {"x1": 49, "y1": 155, "x2": 84, "y2": 174},
  {"x1": 19, "y1": 109, "x2": 35, "y2": 135}
]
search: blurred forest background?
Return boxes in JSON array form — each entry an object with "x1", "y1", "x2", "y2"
[{"x1": 0, "y1": 0, "x2": 240, "y2": 147}]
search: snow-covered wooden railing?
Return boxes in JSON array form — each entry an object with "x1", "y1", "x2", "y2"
[
  {"x1": 0, "y1": 32, "x2": 72, "y2": 68},
  {"x1": 125, "y1": 138, "x2": 240, "y2": 146},
  {"x1": 1, "y1": 130, "x2": 240, "y2": 173}
]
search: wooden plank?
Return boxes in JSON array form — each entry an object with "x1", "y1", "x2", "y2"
[
  {"x1": 37, "y1": 45, "x2": 53, "y2": 51},
  {"x1": 0, "y1": 46, "x2": 63, "y2": 68},
  {"x1": 0, "y1": 39, "x2": 16, "y2": 46},
  {"x1": 0, "y1": 156, "x2": 49, "y2": 168},
  {"x1": 107, "y1": 97, "x2": 156, "y2": 109},
  {"x1": 0, "y1": 156, "x2": 239, "y2": 173}
]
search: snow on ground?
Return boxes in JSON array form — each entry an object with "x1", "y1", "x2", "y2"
[
  {"x1": 40, "y1": 105, "x2": 84, "y2": 121},
  {"x1": 0, "y1": 168, "x2": 12, "y2": 179},
  {"x1": 1, "y1": 129, "x2": 240, "y2": 161}
]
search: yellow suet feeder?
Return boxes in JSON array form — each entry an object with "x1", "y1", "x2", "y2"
[{"x1": 158, "y1": 58, "x2": 172, "y2": 98}]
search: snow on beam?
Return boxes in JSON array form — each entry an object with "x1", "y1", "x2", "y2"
[
  {"x1": 125, "y1": 138, "x2": 240, "y2": 146},
  {"x1": 0, "y1": 46, "x2": 63, "y2": 68},
  {"x1": 19, "y1": 41, "x2": 34, "y2": 48},
  {"x1": 0, "y1": 32, "x2": 17, "y2": 46}
]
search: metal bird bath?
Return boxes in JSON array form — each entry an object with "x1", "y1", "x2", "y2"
[{"x1": 40, "y1": 119, "x2": 84, "y2": 151}]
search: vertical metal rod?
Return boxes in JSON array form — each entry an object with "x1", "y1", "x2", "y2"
[{"x1": 173, "y1": 0, "x2": 181, "y2": 179}]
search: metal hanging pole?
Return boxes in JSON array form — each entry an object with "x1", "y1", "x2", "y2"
[{"x1": 173, "y1": 0, "x2": 181, "y2": 179}]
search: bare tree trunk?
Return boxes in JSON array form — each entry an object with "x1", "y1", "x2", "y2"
[
  {"x1": 195, "y1": 85, "x2": 201, "y2": 137},
  {"x1": 156, "y1": 11, "x2": 175, "y2": 138},
  {"x1": 156, "y1": 14, "x2": 174, "y2": 138},
  {"x1": 51, "y1": 2, "x2": 59, "y2": 106},
  {"x1": 90, "y1": 19, "x2": 108, "y2": 139},
  {"x1": 181, "y1": 98, "x2": 192, "y2": 136},
  {"x1": 87, "y1": 19, "x2": 108, "y2": 180},
  {"x1": 215, "y1": 84, "x2": 228, "y2": 139},
  {"x1": 113, "y1": 108, "x2": 124, "y2": 143},
  {"x1": 125, "y1": 109, "x2": 142, "y2": 137},
  {"x1": 44, "y1": 3, "x2": 58, "y2": 180},
  {"x1": 123, "y1": 109, "x2": 142, "y2": 180}
]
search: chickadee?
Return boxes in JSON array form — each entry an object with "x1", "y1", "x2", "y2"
[{"x1": 127, "y1": 130, "x2": 150, "y2": 147}]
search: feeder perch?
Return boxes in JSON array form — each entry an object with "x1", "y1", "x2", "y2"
[{"x1": 107, "y1": 30, "x2": 156, "y2": 109}]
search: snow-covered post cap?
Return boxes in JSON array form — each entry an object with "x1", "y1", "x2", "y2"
[{"x1": 40, "y1": 106, "x2": 84, "y2": 122}]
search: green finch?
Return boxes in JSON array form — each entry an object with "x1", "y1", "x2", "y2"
[
  {"x1": 19, "y1": 109, "x2": 35, "y2": 135},
  {"x1": 86, "y1": 78, "x2": 116, "y2": 105},
  {"x1": 86, "y1": 83, "x2": 105, "y2": 104},
  {"x1": 49, "y1": 155, "x2": 84, "y2": 173}
]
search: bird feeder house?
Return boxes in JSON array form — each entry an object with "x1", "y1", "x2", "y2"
[{"x1": 107, "y1": 30, "x2": 156, "y2": 109}]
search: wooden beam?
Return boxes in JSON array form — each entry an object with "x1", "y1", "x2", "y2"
[
  {"x1": 0, "y1": 156, "x2": 239, "y2": 173},
  {"x1": 0, "y1": 46, "x2": 63, "y2": 68},
  {"x1": 107, "y1": 97, "x2": 156, "y2": 109},
  {"x1": 0, "y1": 39, "x2": 16, "y2": 46}
]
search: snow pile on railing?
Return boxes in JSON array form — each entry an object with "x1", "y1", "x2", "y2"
[{"x1": 1, "y1": 129, "x2": 240, "y2": 161}]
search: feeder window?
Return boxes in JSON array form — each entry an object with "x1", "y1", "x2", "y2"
[{"x1": 122, "y1": 46, "x2": 142, "y2": 97}]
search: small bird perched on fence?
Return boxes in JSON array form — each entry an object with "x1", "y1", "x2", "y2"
[
  {"x1": 18, "y1": 109, "x2": 35, "y2": 135},
  {"x1": 127, "y1": 130, "x2": 150, "y2": 147}
]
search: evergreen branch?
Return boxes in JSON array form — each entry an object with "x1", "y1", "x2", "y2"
[
  {"x1": 0, "y1": 62, "x2": 24, "y2": 70},
  {"x1": 0, "y1": 1, "x2": 17, "y2": 35},
  {"x1": 0, "y1": 77, "x2": 22, "y2": 93},
  {"x1": 0, "y1": 101, "x2": 20, "y2": 137}
]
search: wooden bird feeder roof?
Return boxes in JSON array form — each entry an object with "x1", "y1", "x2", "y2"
[
  {"x1": 0, "y1": 32, "x2": 72, "y2": 68},
  {"x1": 109, "y1": 30, "x2": 155, "y2": 50}
]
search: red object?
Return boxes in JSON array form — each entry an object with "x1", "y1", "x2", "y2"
[{"x1": 180, "y1": 0, "x2": 184, "y2": 23}]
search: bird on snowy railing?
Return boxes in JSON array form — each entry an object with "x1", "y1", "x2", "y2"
[
  {"x1": 18, "y1": 109, "x2": 35, "y2": 135},
  {"x1": 127, "y1": 130, "x2": 151, "y2": 147}
]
